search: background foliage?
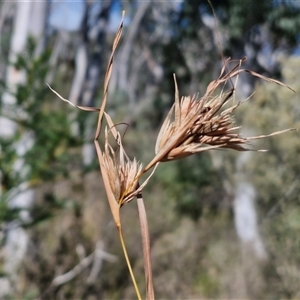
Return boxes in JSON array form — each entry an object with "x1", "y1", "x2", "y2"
[{"x1": 0, "y1": 1, "x2": 299, "y2": 299}]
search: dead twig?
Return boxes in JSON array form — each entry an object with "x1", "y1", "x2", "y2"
[{"x1": 52, "y1": 242, "x2": 117, "y2": 287}]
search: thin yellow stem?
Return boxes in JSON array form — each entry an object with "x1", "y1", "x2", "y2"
[{"x1": 118, "y1": 226, "x2": 142, "y2": 300}]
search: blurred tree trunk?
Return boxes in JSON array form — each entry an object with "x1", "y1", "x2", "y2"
[
  {"x1": 0, "y1": 1, "x2": 48, "y2": 295},
  {"x1": 68, "y1": 1, "x2": 112, "y2": 166},
  {"x1": 117, "y1": 1, "x2": 150, "y2": 103},
  {"x1": 234, "y1": 152, "x2": 268, "y2": 261}
]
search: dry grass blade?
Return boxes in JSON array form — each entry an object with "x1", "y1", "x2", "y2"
[
  {"x1": 243, "y1": 69, "x2": 296, "y2": 92},
  {"x1": 48, "y1": 13, "x2": 126, "y2": 224},
  {"x1": 137, "y1": 192, "x2": 154, "y2": 300},
  {"x1": 174, "y1": 73, "x2": 181, "y2": 126},
  {"x1": 47, "y1": 84, "x2": 100, "y2": 112},
  {"x1": 95, "y1": 11, "x2": 125, "y2": 140},
  {"x1": 246, "y1": 128, "x2": 297, "y2": 142},
  {"x1": 91, "y1": 11, "x2": 125, "y2": 228}
]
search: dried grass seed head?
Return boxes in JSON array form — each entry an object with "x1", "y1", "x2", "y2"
[
  {"x1": 152, "y1": 59, "x2": 295, "y2": 164},
  {"x1": 102, "y1": 128, "x2": 143, "y2": 206}
]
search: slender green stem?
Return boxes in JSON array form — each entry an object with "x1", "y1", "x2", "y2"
[{"x1": 118, "y1": 226, "x2": 142, "y2": 300}]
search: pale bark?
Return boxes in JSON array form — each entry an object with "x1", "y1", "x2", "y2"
[
  {"x1": 0, "y1": 1, "x2": 48, "y2": 293},
  {"x1": 118, "y1": 1, "x2": 150, "y2": 103},
  {"x1": 67, "y1": 1, "x2": 112, "y2": 165},
  {"x1": 211, "y1": 149, "x2": 268, "y2": 261},
  {"x1": 233, "y1": 180, "x2": 268, "y2": 260}
]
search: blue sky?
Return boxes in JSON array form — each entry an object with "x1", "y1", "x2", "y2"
[
  {"x1": 49, "y1": 1, "x2": 85, "y2": 31},
  {"x1": 49, "y1": 0, "x2": 123, "y2": 32}
]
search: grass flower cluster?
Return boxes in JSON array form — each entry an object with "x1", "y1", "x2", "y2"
[{"x1": 50, "y1": 12, "x2": 295, "y2": 300}]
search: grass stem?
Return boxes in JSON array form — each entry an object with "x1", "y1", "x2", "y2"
[
  {"x1": 137, "y1": 192, "x2": 155, "y2": 300},
  {"x1": 118, "y1": 225, "x2": 142, "y2": 300}
]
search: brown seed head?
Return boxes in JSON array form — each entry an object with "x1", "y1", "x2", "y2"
[
  {"x1": 146, "y1": 59, "x2": 295, "y2": 168},
  {"x1": 155, "y1": 88, "x2": 242, "y2": 161},
  {"x1": 102, "y1": 129, "x2": 143, "y2": 206}
]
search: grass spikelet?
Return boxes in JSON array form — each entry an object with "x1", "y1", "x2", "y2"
[
  {"x1": 144, "y1": 58, "x2": 295, "y2": 172},
  {"x1": 102, "y1": 128, "x2": 143, "y2": 206}
]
